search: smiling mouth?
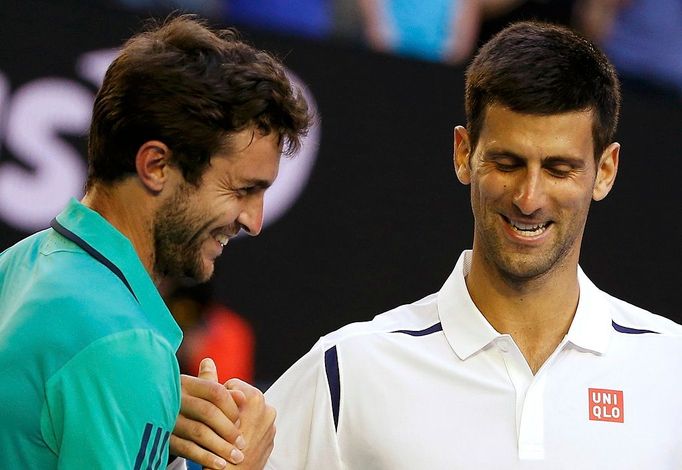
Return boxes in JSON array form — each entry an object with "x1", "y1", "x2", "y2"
[
  {"x1": 214, "y1": 233, "x2": 229, "y2": 246},
  {"x1": 506, "y1": 218, "x2": 551, "y2": 237},
  {"x1": 210, "y1": 225, "x2": 240, "y2": 249}
]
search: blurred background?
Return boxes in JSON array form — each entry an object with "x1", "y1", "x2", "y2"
[{"x1": 1, "y1": 0, "x2": 680, "y2": 389}]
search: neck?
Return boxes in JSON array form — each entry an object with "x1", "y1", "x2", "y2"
[
  {"x1": 82, "y1": 180, "x2": 158, "y2": 283},
  {"x1": 465, "y1": 249, "x2": 580, "y2": 373}
]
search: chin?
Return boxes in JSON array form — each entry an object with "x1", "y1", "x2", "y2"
[
  {"x1": 196, "y1": 263, "x2": 215, "y2": 283},
  {"x1": 502, "y1": 265, "x2": 549, "y2": 282},
  {"x1": 499, "y1": 252, "x2": 558, "y2": 281},
  {"x1": 180, "y1": 261, "x2": 214, "y2": 284}
]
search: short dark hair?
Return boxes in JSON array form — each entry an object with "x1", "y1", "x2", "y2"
[
  {"x1": 465, "y1": 21, "x2": 620, "y2": 158},
  {"x1": 87, "y1": 15, "x2": 311, "y2": 189}
]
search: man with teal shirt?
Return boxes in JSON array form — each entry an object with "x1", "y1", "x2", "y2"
[
  {"x1": 1, "y1": 199, "x2": 181, "y2": 468},
  {"x1": 0, "y1": 15, "x2": 311, "y2": 469}
]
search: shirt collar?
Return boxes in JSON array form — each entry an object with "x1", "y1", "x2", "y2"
[
  {"x1": 438, "y1": 251, "x2": 502, "y2": 360},
  {"x1": 54, "y1": 198, "x2": 182, "y2": 350},
  {"x1": 437, "y1": 250, "x2": 613, "y2": 361},
  {"x1": 565, "y1": 267, "x2": 613, "y2": 354}
]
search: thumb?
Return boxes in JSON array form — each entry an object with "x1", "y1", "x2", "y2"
[{"x1": 198, "y1": 357, "x2": 218, "y2": 382}]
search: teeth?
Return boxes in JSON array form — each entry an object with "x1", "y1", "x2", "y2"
[
  {"x1": 215, "y1": 234, "x2": 229, "y2": 246},
  {"x1": 510, "y1": 220, "x2": 548, "y2": 237}
]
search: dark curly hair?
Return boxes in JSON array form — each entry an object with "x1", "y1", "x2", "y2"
[
  {"x1": 86, "y1": 15, "x2": 312, "y2": 189},
  {"x1": 465, "y1": 21, "x2": 620, "y2": 159}
]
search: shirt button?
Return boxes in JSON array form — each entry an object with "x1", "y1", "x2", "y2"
[{"x1": 498, "y1": 338, "x2": 510, "y2": 353}]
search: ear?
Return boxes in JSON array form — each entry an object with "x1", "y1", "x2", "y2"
[
  {"x1": 135, "y1": 140, "x2": 172, "y2": 193},
  {"x1": 592, "y1": 142, "x2": 620, "y2": 201},
  {"x1": 454, "y1": 126, "x2": 472, "y2": 185}
]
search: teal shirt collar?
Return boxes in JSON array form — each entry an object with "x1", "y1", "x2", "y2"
[{"x1": 53, "y1": 198, "x2": 182, "y2": 350}]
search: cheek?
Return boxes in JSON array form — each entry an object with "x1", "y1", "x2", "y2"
[
  {"x1": 212, "y1": 199, "x2": 243, "y2": 221},
  {"x1": 474, "y1": 175, "x2": 508, "y2": 204},
  {"x1": 554, "y1": 182, "x2": 595, "y2": 211}
]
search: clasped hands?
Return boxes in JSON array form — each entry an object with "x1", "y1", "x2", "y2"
[{"x1": 170, "y1": 358, "x2": 276, "y2": 469}]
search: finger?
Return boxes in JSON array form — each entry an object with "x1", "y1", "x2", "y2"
[
  {"x1": 227, "y1": 388, "x2": 246, "y2": 409},
  {"x1": 226, "y1": 389, "x2": 245, "y2": 430},
  {"x1": 225, "y1": 378, "x2": 259, "y2": 398},
  {"x1": 198, "y1": 357, "x2": 218, "y2": 382},
  {"x1": 180, "y1": 391, "x2": 243, "y2": 445},
  {"x1": 181, "y1": 374, "x2": 240, "y2": 423},
  {"x1": 169, "y1": 433, "x2": 244, "y2": 469},
  {"x1": 226, "y1": 379, "x2": 272, "y2": 418},
  {"x1": 223, "y1": 380, "x2": 277, "y2": 457},
  {"x1": 172, "y1": 414, "x2": 245, "y2": 465},
  {"x1": 225, "y1": 379, "x2": 276, "y2": 428}
]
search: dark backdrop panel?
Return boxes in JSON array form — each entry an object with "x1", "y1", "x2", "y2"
[{"x1": 1, "y1": 1, "x2": 680, "y2": 384}]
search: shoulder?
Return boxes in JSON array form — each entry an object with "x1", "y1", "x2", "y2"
[
  {"x1": 0, "y1": 230, "x2": 50, "y2": 271},
  {"x1": 580, "y1": 268, "x2": 682, "y2": 337},
  {"x1": 18, "y1": 272, "x2": 150, "y2": 352},
  {"x1": 15, "y1": 229, "x2": 151, "y2": 333},
  {"x1": 315, "y1": 292, "x2": 441, "y2": 352},
  {"x1": 606, "y1": 292, "x2": 682, "y2": 336},
  {"x1": 3, "y1": 234, "x2": 164, "y2": 375},
  {"x1": 266, "y1": 292, "x2": 440, "y2": 388}
]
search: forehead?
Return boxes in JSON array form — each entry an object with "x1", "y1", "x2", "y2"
[
  {"x1": 205, "y1": 129, "x2": 282, "y2": 183},
  {"x1": 478, "y1": 104, "x2": 595, "y2": 158}
]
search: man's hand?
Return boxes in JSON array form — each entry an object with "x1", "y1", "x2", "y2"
[
  {"x1": 170, "y1": 359, "x2": 247, "y2": 469},
  {"x1": 169, "y1": 359, "x2": 277, "y2": 469},
  {"x1": 224, "y1": 379, "x2": 277, "y2": 469}
]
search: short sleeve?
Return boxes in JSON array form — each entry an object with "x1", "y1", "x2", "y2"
[
  {"x1": 264, "y1": 339, "x2": 344, "y2": 470},
  {"x1": 41, "y1": 329, "x2": 180, "y2": 469}
]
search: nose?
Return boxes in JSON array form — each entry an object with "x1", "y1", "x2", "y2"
[
  {"x1": 237, "y1": 194, "x2": 265, "y2": 236},
  {"x1": 512, "y1": 168, "x2": 546, "y2": 215}
]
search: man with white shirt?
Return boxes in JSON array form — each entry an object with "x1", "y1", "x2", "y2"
[{"x1": 262, "y1": 21, "x2": 682, "y2": 468}]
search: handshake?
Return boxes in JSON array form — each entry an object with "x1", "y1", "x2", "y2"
[{"x1": 170, "y1": 358, "x2": 276, "y2": 470}]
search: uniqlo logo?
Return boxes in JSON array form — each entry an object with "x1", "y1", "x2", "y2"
[{"x1": 589, "y1": 388, "x2": 624, "y2": 423}]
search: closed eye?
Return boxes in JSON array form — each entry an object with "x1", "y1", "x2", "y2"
[
  {"x1": 237, "y1": 186, "x2": 257, "y2": 197},
  {"x1": 543, "y1": 157, "x2": 584, "y2": 178},
  {"x1": 490, "y1": 155, "x2": 523, "y2": 172},
  {"x1": 495, "y1": 161, "x2": 521, "y2": 172},
  {"x1": 545, "y1": 165, "x2": 573, "y2": 177},
  {"x1": 236, "y1": 178, "x2": 273, "y2": 197},
  {"x1": 483, "y1": 150, "x2": 526, "y2": 172}
]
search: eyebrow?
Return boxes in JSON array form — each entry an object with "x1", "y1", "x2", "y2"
[
  {"x1": 484, "y1": 150, "x2": 523, "y2": 160},
  {"x1": 241, "y1": 178, "x2": 274, "y2": 189},
  {"x1": 485, "y1": 150, "x2": 586, "y2": 166},
  {"x1": 542, "y1": 156, "x2": 586, "y2": 167}
]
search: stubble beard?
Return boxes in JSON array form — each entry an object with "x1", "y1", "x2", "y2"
[
  {"x1": 476, "y1": 216, "x2": 585, "y2": 287},
  {"x1": 153, "y1": 185, "x2": 211, "y2": 283}
]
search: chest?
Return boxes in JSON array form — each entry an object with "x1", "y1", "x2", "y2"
[{"x1": 336, "y1": 339, "x2": 682, "y2": 469}]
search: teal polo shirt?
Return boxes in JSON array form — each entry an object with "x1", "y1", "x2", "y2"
[{"x1": 0, "y1": 198, "x2": 182, "y2": 468}]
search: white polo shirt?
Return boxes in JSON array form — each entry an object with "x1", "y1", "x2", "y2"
[{"x1": 265, "y1": 250, "x2": 682, "y2": 469}]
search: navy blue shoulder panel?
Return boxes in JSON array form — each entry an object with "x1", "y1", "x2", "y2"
[
  {"x1": 391, "y1": 322, "x2": 443, "y2": 337},
  {"x1": 50, "y1": 218, "x2": 139, "y2": 303},
  {"x1": 612, "y1": 320, "x2": 659, "y2": 335},
  {"x1": 323, "y1": 322, "x2": 443, "y2": 431},
  {"x1": 324, "y1": 346, "x2": 341, "y2": 431}
]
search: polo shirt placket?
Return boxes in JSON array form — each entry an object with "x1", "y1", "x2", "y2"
[{"x1": 440, "y1": 254, "x2": 616, "y2": 461}]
